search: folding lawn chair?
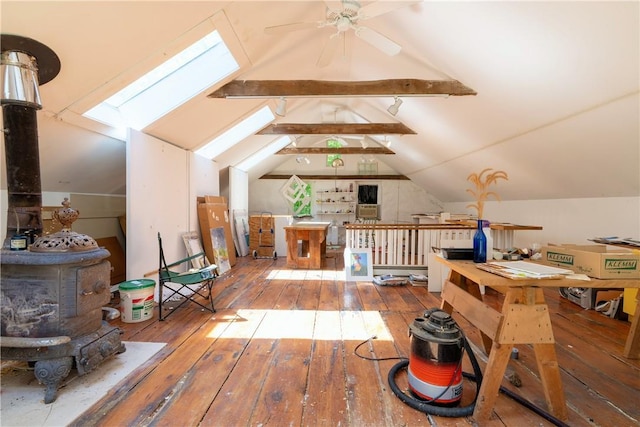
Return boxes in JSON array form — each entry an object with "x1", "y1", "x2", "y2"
[{"x1": 157, "y1": 232, "x2": 217, "y2": 321}]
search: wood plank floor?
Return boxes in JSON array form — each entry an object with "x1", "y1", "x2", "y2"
[{"x1": 73, "y1": 251, "x2": 640, "y2": 427}]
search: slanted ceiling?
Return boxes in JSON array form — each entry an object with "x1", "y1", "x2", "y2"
[{"x1": 1, "y1": 1, "x2": 638, "y2": 202}]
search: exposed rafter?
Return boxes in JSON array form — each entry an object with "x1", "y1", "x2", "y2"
[
  {"x1": 258, "y1": 123, "x2": 415, "y2": 135},
  {"x1": 277, "y1": 147, "x2": 395, "y2": 155},
  {"x1": 208, "y1": 79, "x2": 477, "y2": 98}
]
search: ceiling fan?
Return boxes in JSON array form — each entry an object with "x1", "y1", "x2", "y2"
[{"x1": 264, "y1": 0, "x2": 418, "y2": 67}]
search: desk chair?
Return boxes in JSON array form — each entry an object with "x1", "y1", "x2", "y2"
[{"x1": 158, "y1": 232, "x2": 217, "y2": 321}]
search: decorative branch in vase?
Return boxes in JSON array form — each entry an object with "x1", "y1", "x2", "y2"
[{"x1": 466, "y1": 168, "x2": 509, "y2": 219}]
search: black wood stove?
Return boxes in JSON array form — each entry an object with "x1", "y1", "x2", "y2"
[{"x1": 1, "y1": 34, "x2": 125, "y2": 404}]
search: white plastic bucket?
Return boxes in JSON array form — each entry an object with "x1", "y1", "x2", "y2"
[{"x1": 119, "y1": 279, "x2": 155, "y2": 323}]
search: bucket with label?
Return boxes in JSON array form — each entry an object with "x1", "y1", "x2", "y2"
[{"x1": 119, "y1": 279, "x2": 155, "y2": 323}]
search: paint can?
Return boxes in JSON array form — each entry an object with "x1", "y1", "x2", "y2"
[{"x1": 119, "y1": 279, "x2": 155, "y2": 323}]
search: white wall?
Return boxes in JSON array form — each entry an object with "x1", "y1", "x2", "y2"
[
  {"x1": 189, "y1": 152, "x2": 220, "y2": 231},
  {"x1": 444, "y1": 196, "x2": 640, "y2": 249},
  {"x1": 127, "y1": 130, "x2": 218, "y2": 284},
  {"x1": 228, "y1": 166, "x2": 249, "y2": 218},
  {"x1": 249, "y1": 178, "x2": 443, "y2": 223}
]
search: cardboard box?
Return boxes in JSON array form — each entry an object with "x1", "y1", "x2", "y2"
[
  {"x1": 541, "y1": 244, "x2": 639, "y2": 279},
  {"x1": 197, "y1": 196, "x2": 227, "y2": 205}
]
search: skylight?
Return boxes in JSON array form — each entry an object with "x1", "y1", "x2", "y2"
[
  {"x1": 195, "y1": 105, "x2": 275, "y2": 160},
  {"x1": 326, "y1": 138, "x2": 342, "y2": 167},
  {"x1": 83, "y1": 30, "x2": 238, "y2": 131},
  {"x1": 235, "y1": 136, "x2": 292, "y2": 172}
]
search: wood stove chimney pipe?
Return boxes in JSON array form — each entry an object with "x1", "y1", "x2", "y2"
[{"x1": 1, "y1": 34, "x2": 60, "y2": 248}]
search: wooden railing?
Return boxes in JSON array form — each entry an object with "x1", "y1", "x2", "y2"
[{"x1": 344, "y1": 223, "x2": 474, "y2": 268}]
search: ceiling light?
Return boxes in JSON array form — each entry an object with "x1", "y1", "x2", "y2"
[
  {"x1": 296, "y1": 155, "x2": 310, "y2": 164},
  {"x1": 331, "y1": 158, "x2": 344, "y2": 168},
  {"x1": 360, "y1": 139, "x2": 369, "y2": 149},
  {"x1": 387, "y1": 96, "x2": 403, "y2": 116},
  {"x1": 275, "y1": 97, "x2": 287, "y2": 117}
]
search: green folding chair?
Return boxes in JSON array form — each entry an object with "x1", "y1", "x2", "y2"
[{"x1": 157, "y1": 232, "x2": 217, "y2": 321}]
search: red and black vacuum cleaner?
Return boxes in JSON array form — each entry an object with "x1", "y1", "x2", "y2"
[
  {"x1": 388, "y1": 308, "x2": 570, "y2": 425},
  {"x1": 388, "y1": 308, "x2": 483, "y2": 418},
  {"x1": 407, "y1": 308, "x2": 464, "y2": 405}
]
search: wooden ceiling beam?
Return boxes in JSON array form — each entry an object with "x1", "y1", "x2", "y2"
[
  {"x1": 276, "y1": 147, "x2": 395, "y2": 155},
  {"x1": 258, "y1": 123, "x2": 415, "y2": 135},
  {"x1": 208, "y1": 79, "x2": 476, "y2": 98}
]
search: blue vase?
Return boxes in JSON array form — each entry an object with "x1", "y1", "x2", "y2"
[{"x1": 473, "y1": 219, "x2": 487, "y2": 263}]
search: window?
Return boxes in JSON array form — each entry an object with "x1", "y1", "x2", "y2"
[
  {"x1": 195, "y1": 106, "x2": 274, "y2": 159},
  {"x1": 357, "y1": 185, "x2": 379, "y2": 204},
  {"x1": 83, "y1": 30, "x2": 239, "y2": 131},
  {"x1": 293, "y1": 184, "x2": 312, "y2": 217},
  {"x1": 235, "y1": 136, "x2": 292, "y2": 172}
]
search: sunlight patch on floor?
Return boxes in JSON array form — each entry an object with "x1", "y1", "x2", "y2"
[
  {"x1": 266, "y1": 269, "x2": 346, "y2": 281},
  {"x1": 206, "y1": 309, "x2": 392, "y2": 341}
]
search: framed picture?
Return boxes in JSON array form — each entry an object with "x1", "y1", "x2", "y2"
[
  {"x1": 181, "y1": 232, "x2": 207, "y2": 269},
  {"x1": 344, "y1": 247, "x2": 373, "y2": 282}
]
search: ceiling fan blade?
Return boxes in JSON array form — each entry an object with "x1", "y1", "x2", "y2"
[
  {"x1": 354, "y1": 26, "x2": 401, "y2": 56},
  {"x1": 322, "y1": 0, "x2": 344, "y2": 14},
  {"x1": 264, "y1": 21, "x2": 320, "y2": 35},
  {"x1": 357, "y1": 1, "x2": 421, "y2": 20},
  {"x1": 316, "y1": 33, "x2": 342, "y2": 68}
]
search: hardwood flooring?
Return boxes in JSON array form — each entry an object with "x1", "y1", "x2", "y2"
[{"x1": 73, "y1": 251, "x2": 639, "y2": 427}]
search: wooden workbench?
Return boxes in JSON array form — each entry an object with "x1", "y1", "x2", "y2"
[
  {"x1": 436, "y1": 258, "x2": 640, "y2": 422},
  {"x1": 284, "y1": 222, "x2": 330, "y2": 269}
]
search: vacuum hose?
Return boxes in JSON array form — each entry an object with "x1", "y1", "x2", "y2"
[{"x1": 388, "y1": 335, "x2": 483, "y2": 417}]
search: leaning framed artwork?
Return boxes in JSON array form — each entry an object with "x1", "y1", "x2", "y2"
[
  {"x1": 182, "y1": 231, "x2": 207, "y2": 269},
  {"x1": 344, "y1": 247, "x2": 374, "y2": 282}
]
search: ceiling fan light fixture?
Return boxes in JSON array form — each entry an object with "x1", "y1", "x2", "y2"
[
  {"x1": 275, "y1": 97, "x2": 287, "y2": 117},
  {"x1": 387, "y1": 96, "x2": 402, "y2": 116}
]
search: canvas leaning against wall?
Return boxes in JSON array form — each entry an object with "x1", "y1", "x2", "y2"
[
  {"x1": 210, "y1": 227, "x2": 231, "y2": 274},
  {"x1": 344, "y1": 247, "x2": 373, "y2": 282}
]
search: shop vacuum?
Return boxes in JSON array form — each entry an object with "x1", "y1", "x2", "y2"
[
  {"x1": 388, "y1": 308, "x2": 483, "y2": 417},
  {"x1": 387, "y1": 308, "x2": 571, "y2": 425}
]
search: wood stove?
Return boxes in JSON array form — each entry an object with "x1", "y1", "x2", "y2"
[
  {"x1": 1, "y1": 34, "x2": 125, "y2": 404},
  {"x1": 1, "y1": 241, "x2": 126, "y2": 403}
]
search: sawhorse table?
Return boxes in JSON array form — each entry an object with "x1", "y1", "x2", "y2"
[{"x1": 436, "y1": 258, "x2": 640, "y2": 422}]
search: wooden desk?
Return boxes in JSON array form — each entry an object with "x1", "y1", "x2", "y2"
[
  {"x1": 436, "y1": 258, "x2": 640, "y2": 422},
  {"x1": 284, "y1": 222, "x2": 330, "y2": 269}
]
